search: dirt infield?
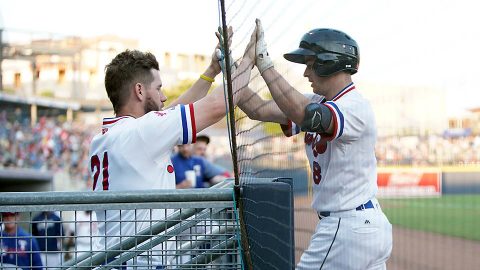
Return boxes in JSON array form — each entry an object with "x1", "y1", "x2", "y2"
[{"x1": 294, "y1": 196, "x2": 480, "y2": 270}]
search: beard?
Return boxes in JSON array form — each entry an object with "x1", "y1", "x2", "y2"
[{"x1": 144, "y1": 97, "x2": 161, "y2": 113}]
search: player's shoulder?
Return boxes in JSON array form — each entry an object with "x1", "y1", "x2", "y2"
[
  {"x1": 304, "y1": 93, "x2": 324, "y2": 103},
  {"x1": 139, "y1": 107, "x2": 182, "y2": 123},
  {"x1": 96, "y1": 116, "x2": 136, "y2": 136},
  {"x1": 332, "y1": 88, "x2": 367, "y2": 106},
  {"x1": 89, "y1": 132, "x2": 103, "y2": 146}
]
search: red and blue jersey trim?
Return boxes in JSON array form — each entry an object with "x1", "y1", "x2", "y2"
[
  {"x1": 280, "y1": 83, "x2": 354, "y2": 138},
  {"x1": 332, "y1": 82, "x2": 355, "y2": 101},
  {"x1": 281, "y1": 120, "x2": 301, "y2": 137},
  {"x1": 180, "y1": 104, "x2": 196, "y2": 144},
  {"x1": 318, "y1": 82, "x2": 353, "y2": 140},
  {"x1": 102, "y1": 116, "x2": 133, "y2": 126},
  {"x1": 323, "y1": 101, "x2": 344, "y2": 140}
]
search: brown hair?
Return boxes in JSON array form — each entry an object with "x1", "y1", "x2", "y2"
[{"x1": 104, "y1": 50, "x2": 159, "y2": 113}]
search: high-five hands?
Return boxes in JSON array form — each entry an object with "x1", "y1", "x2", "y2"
[
  {"x1": 254, "y1": 19, "x2": 274, "y2": 74},
  {"x1": 212, "y1": 26, "x2": 234, "y2": 75},
  {"x1": 243, "y1": 23, "x2": 256, "y2": 64}
]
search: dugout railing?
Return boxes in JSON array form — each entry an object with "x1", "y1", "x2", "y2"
[
  {"x1": 0, "y1": 178, "x2": 295, "y2": 270},
  {"x1": 0, "y1": 180, "x2": 241, "y2": 269}
]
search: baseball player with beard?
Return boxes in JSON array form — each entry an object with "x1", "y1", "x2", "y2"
[
  {"x1": 238, "y1": 19, "x2": 392, "y2": 270},
  {"x1": 88, "y1": 27, "x2": 256, "y2": 268}
]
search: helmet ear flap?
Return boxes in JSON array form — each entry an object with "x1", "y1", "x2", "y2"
[
  {"x1": 312, "y1": 60, "x2": 324, "y2": 76},
  {"x1": 312, "y1": 56, "x2": 335, "y2": 77}
]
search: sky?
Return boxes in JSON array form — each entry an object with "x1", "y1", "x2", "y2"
[{"x1": 1, "y1": 0, "x2": 480, "y2": 116}]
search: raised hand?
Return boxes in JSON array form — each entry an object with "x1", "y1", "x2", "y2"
[
  {"x1": 255, "y1": 19, "x2": 274, "y2": 73},
  {"x1": 241, "y1": 23, "x2": 257, "y2": 65},
  {"x1": 211, "y1": 26, "x2": 234, "y2": 75}
]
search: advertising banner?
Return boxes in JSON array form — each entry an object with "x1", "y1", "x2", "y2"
[{"x1": 377, "y1": 168, "x2": 442, "y2": 197}]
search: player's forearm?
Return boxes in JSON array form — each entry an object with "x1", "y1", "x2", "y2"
[
  {"x1": 193, "y1": 84, "x2": 227, "y2": 132},
  {"x1": 193, "y1": 56, "x2": 254, "y2": 132},
  {"x1": 237, "y1": 87, "x2": 288, "y2": 124},
  {"x1": 197, "y1": 55, "x2": 253, "y2": 110},
  {"x1": 231, "y1": 56, "x2": 254, "y2": 106},
  {"x1": 234, "y1": 56, "x2": 287, "y2": 124},
  {"x1": 237, "y1": 89, "x2": 269, "y2": 121},
  {"x1": 261, "y1": 68, "x2": 310, "y2": 124},
  {"x1": 169, "y1": 66, "x2": 219, "y2": 107}
]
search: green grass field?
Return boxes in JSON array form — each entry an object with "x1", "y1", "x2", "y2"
[{"x1": 380, "y1": 195, "x2": 480, "y2": 241}]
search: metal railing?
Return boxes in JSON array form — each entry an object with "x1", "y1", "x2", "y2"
[{"x1": 0, "y1": 181, "x2": 241, "y2": 269}]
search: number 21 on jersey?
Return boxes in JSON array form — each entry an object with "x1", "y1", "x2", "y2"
[{"x1": 91, "y1": 152, "x2": 109, "y2": 190}]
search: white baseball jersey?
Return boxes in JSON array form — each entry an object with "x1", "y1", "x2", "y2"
[
  {"x1": 282, "y1": 83, "x2": 378, "y2": 212},
  {"x1": 287, "y1": 83, "x2": 392, "y2": 270},
  {"x1": 89, "y1": 103, "x2": 196, "y2": 267}
]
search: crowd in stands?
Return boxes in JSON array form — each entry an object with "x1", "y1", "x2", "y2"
[
  {"x1": 376, "y1": 135, "x2": 480, "y2": 166},
  {"x1": 2, "y1": 110, "x2": 480, "y2": 190},
  {"x1": 0, "y1": 110, "x2": 96, "y2": 185},
  {"x1": 0, "y1": 110, "x2": 232, "y2": 190}
]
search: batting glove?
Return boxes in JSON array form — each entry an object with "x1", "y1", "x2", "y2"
[
  {"x1": 255, "y1": 19, "x2": 274, "y2": 74},
  {"x1": 216, "y1": 48, "x2": 238, "y2": 74}
]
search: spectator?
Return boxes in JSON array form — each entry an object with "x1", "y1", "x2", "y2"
[
  {"x1": 31, "y1": 211, "x2": 64, "y2": 268},
  {"x1": 1, "y1": 212, "x2": 43, "y2": 270},
  {"x1": 193, "y1": 134, "x2": 210, "y2": 158},
  {"x1": 172, "y1": 144, "x2": 231, "y2": 189}
]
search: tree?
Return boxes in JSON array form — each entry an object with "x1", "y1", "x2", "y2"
[{"x1": 163, "y1": 79, "x2": 217, "y2": 107}]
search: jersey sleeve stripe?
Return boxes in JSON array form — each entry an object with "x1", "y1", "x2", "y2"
[
  {"x1": 180, "y1": 104, "x2": 188, "y2": 144},
  {"x1": 102, "y1": 116, "x2": 132, "y2": 125},
  {"x1": 294, "y1": 122, "x2": 301, "y2": 134},
  {"x1": 287, "y1": 120, "x2": 293, "y2": 136},
  {"x1": 280, "y1": 120, "x2": 301, "y2": 137},
  {"x1": 324, "y1": 102, "x2": 344, "y2": 140},
  {"x1": 189, "y1": 103, "x2": 197, "y2": 143},
  {"x1": 280, "y1": 121, "x2": 292, "y2": 137},
  {"x1": 321, "y1": 104, "x2": 338, "y2": 141},
  {"x1": 332, "y1": 82, "x2": 355, "y2": 101}
]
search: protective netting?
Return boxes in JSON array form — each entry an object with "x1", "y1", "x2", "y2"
[
  {"x1": 218, "y1": 1, "x2": 480, "y2": 269},
  {"x1": 218, "y1": 1, "x2": 317, "y2": 269},
  {"x1": 220, "y1": 0, "x2": 316, "y2": 189}
]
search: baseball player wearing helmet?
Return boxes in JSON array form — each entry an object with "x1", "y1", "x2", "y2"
[
  {"x1": 88, "y1": 27, "x2": 256, "y2": 268},
  {"x1": 238, "y1": 20, "x2": 392, "y2": 270}
]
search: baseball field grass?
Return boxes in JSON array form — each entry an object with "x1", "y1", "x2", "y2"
[{"x1": 380, "y1": 195, "x2": 480, "y2": 241}]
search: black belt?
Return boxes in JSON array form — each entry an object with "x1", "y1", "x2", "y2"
[{"x1": 318, "y1": 200, "x2": 375, "y2": 220}]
